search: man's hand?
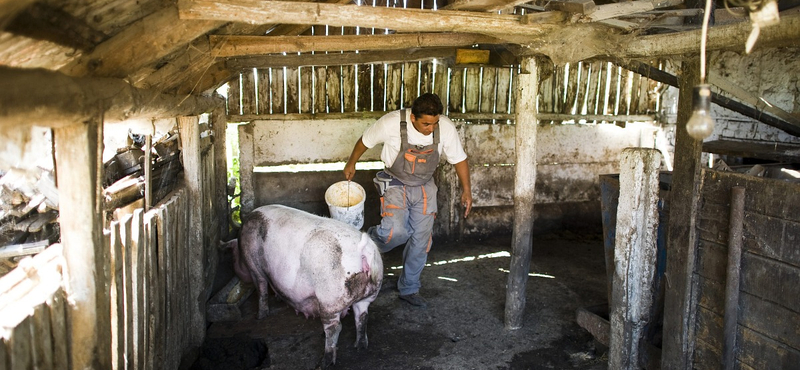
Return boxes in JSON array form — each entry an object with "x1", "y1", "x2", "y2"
[
  {"x1": 461, "y1": 191, "x2": 473, "y2": 218},
  {"x1": 343, "y1": 163, "x2": 356, "y2": 181}
]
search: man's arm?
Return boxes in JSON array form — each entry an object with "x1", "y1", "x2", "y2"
[
  {"x1": 344, "y1": 137, "x2": 369, "y2": 180},
  {"x1": 453, "y1": 159, "x2": 473, "y2": 218}
]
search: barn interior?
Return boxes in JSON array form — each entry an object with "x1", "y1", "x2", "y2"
[{"x1": 0, "y1": 0, "x2": 799, "y2": 369}]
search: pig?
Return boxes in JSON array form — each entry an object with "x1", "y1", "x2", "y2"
[{"x1": 228, "y1": 204, "x2": 383, "y2": 369}]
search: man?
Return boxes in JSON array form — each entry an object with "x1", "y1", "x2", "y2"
[{"x1": 343, "y1": 93, "x2": 472, "y2": 308}]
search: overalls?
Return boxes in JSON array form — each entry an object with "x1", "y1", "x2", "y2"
[{"x1": 368, "y1": 109, "x2": 440, "y2": 296}]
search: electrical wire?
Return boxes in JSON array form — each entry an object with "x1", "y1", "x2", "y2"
[{"x1": 700, "y1": 0, "x2": 713, "y2": 83}]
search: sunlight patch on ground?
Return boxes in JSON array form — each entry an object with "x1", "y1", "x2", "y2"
[
  {"x1": 388, "y1": 250, "x2": 512, "y2": 270},
  {"x1": 498, "y1": 268, "x2": 555, "y2": 279},
  {"x1": 437, "y1": 276, "x2": 458, "y2": 282}
]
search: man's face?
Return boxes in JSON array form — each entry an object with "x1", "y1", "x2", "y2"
[{"x1": 410, "y1": 113, "x2": 439, "y2": 136}]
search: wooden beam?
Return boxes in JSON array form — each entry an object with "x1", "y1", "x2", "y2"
[
  {"x1": 619, "y1": 12, "x2": 800, "y2": 58},
  {"x1": 442, "y1": 0, "x2": 532, "y2": 12},
  {"x1": 661, "y1": 58, "x2": 704, "y2": 370},
  {"x1": 178, "y1": 0, "x2": 562, "y2": 37},
  {"x1": 0, "y1": 67, "x2": 221, "y2": 129},
  {"x1": 59, "y1": 6, "x2": 223, "y2": 78},
  {"x1": 5, "y1": 3, "x2": 106, "y2": 50},
  {"x1": 504, "y1": 56, "x2": 539, "y2": 330},
  {"x1": 547, "y1": 0, "x2": 596, "y2": 15},
  {"x1": 581, "y1": 0, "x2": 655, "y2": 22},
  {"x1": 227, "y1": 47, "x2": 457, "y2": 69},
  {"x1": 0, "y1": 0, "x2": 34, "y2": 29},
  {"x1": 210, "y1": 33, "x2": 504, "y2": 57}
]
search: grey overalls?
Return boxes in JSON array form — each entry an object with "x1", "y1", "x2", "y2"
[{"x1": 368, "y1": 109, "x2": 440, "y2": 296}]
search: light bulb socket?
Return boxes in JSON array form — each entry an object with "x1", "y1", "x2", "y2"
[{"x1": 692, "y1": 84, "x2": 712, "y2": 113}]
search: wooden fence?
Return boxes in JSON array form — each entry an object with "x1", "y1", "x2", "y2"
[{"x1": 226, "y1": 59, "x2": 666, "y2": 124}]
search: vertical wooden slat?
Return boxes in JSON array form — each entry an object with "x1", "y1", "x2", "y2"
[
  {"x1": 48, "y1": 291, "x2": 68, "y2": 368},
  {"x1": 133, "y1": 209, "x2": 146, "y2": 370},
  {"x1": 575, "y1": 62, "x2": 591, "y2": 116},
  {"x1": 373, "y1": 64, "x2": 386, "y2": 111},
  {"x1": 509, "y1": 67, "x2": 517, "y2": 115},
  {"x1": 123, "y1": 216, "x2": 134, "y2": 370},
  {"x1": 539, "y1": 65, "x2": 553, "y2": 114},
  {"x1": 0, "y1": 336, "x2": 7, "y2": 370},
  {"x1": 143, "y1": 211, "x2": 157, "y2": 370},
  {"x1": 587, "y1": 61, "x2": 602, "y2": 116},
  {"x1": 563, "y1": 63, "x2": 580, "y2": 114},
  {"x1": 271, "y1": 67, "x2": 285, "y2": 114},
  {"x1": 342, "y1": 64, "x2": 356, "y2": 112},
  {"x1": 226, "y1": 74, "x2": 241, "y2": 116},
  {"x1": 606, "y1": 64, "x2": 620, "y2": 117},
  {"x1": 403, "y1": 61, "x2": 419, "y2": 107},
  {"x1": 433, "y1": 63, "x2": 448, "y2": 111},
  {"x1": 238, "y1": 123, "x2": 255, "y2": 215},
  {"x1": 448, "y1": 67, "x2": 464, "y2": 114},
  {"x1": 300, "y1": 66, "x2": 313, "y2": 114},
  {"x1": 495, "y1": 67, "x2": 511, "y2": 114},
  {"x1": 9, "y1": 316, "x2": 32, "y2": 370},
  {"x1": 109, "y1": 222, "x2": 124, "y2": 370},
  {"x1": 357, "y1": 64, "x2": 372, "y2": 111},
  {"x1": 314, "y1": 66, "x2": 327, "y2": 114},
  {"x1": 386, "y1": 63, "x2": 402, "y2": 111},
  {"x1": 31, "y1": 304, "x2": 53, "y2": 370},
  {"x1": 240, "y1": 69, "x2": 256, "y2": 116},
  {"x1": 156, "y1": 202, "x2": 171, "y2": 368},
  {"x1": 419, "y1": 61, "x2": 433, "y2": 94},
  {"x1": 285, "y1": 67, "x2": 300, "y2": 114},
  {"x1": 480, "y1": 66, "x2": 497, "y2": 113},
  {"x1": 628, "y1": 71, "x2": 643, "y2": 114},
  {"x1": 464, "y1": 67, "x2": 480, "y2": 113},
  {"x1": 618, "y1": 68, "x2": 633, "y2": 116},
  {"x1": 327, "y1": 65, "x2": 342, "y2": 113},
  {"x1": 256, "y1": 69, "x2": 270, "y2": 115}
]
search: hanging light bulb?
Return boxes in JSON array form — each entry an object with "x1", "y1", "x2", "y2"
[{"x1": 686, "y1": 84, "x2": 715, "y2": 140}]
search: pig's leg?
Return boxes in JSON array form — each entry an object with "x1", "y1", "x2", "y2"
[
  {"x1": 249, "y1": 269, "x2": 271, "y2": 319},
  {"x1": 352, "y1": 299, "x2": 372, "y2": 350},
  {"x1": 321, "y1": 314, "x2": 342, "y2": 369}
]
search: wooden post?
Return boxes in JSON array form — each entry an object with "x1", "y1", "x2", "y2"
[
  {"x1": 609, "y1": 148, "x2": 662, "y2": 369},
  {"x1": 661, "y1": 58, "x2": 704, "y2": 370},
  {"x1": 145, "y1": 134, "x2": 153, "y2": 211},
  {"x1": 722, "y1": 186, "x2": 745, "y2": 370},
  {"x1": 212, "y1": 105, "x2": 230, "y2": 241},
  {"x1": 504, "y1": 57, "x2": 538, "y2": 330},
  {"x1": 177, "y1": 116, "x2": 205, "y2": 347},
  {"x1": 238, "y1": 123, "x2": 255, "y2": 216},
  {"x1": 53, "y1": 116, "x2": 111, "y2": 369}
]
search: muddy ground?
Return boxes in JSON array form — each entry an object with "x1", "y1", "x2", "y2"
[{"x1": 190, "y1": 231, "x2": 609, "y2": 370}]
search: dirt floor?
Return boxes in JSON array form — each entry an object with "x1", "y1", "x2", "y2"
[{"x1": 191, "y1": 230, "x2": 609, "y2": 370}]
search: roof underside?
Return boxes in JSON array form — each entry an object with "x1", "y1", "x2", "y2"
[{"x1": 1, "y1": 0, "x2": 799, "y2": 98}]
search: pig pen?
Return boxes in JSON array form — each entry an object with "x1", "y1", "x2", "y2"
[{"x1": 190, "y1": 230, "x2": 608, "y2": 370}]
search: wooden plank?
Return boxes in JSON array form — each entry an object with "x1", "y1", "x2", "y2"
[
  {"x1": 48, "y1": 290, "x2": 67, "y2": 369},
  {"x1": 373, "y1": 64, "x2": 386, "y2": 111},
  {"x1": 495, "y1": 66, "x2": 512, "y2": 114},
  {"x1": 448, "y1": 67, "x2": 464, "y2": 114},
  {"x1": 480, "y1": 66, "x2": 497, "y2": 113},
  {"x1": 111, "y1": 222, "x2": 125, "y2": 370},
  {"x1": 552, "y1": 64, "x2": 564, "y2": 114},
  {"x1": 327, "y1": 65, "x2": 342, "y2": 113},
  {"x1": 420, "y1": 61, "x2": 433, "y2": 95},
  {"x1": 563, "y1": 63, "x2": 579, "y2": 114},
  {"x1": 386, "y1": 63, "x2": 402, "y2": 111},
  {"x1": 123, "y1": 215, "x2": 134, "y2": 370},
  {"x1": 464, "y1": 67, "x2": 481, "y2": 113},
  {"x1": 314, "y1": 66, "x2": 328, "y2": 114},
  {"x1": 132, "y1": 209, "x2": 146, "y2": 370},
  {"x1": 227, "y1": 74, "x2": 241, "y2": 116},
  {"x1": 271, "y1": 67, "x2": 286, "y2": 114},
  {"x1": 504, "y1": 57, "x2": 538, "y2": 330},
  {"x1": 285, "y1": 67, "x2": 300, "y2": 114},
  {"x1": 606, "y1": 64, "x2": 620, "y2": 117},
  {"x1": 539, "y1": 65, "x2": 553, "y2": 114},
  {"x1": 618, "y1": 68, "x2": 632, "y2": 115},
  {"x1": 357, "y1": 64, "x2": 372, "y2": 111},
  {"x1": 240, "y1": 68, "x2": 257, "y2": 116},
  {"x1": 300, "y1": 66, "x2": 313, "y2": 114},
  {"x1": 227, "y1": 47, "x2": 457, "y2": 69},
  {"x1": 342, "y1": 64, "x2": 356, "y2": 113},
  {"x1": 739, "y1": 325, "x2": 800, "y2": 369},
  {"x1": 9, "y1": 316, "x2": 32, "y2": 370},
  {"x1": 586, "y1": 61, "x2": 602, "y2": 116},
  {"x1": 661, "y1": 59, "x2": 704, "y2": 369},
  {"x1": 582, "y1": 0, "x2": 654, "y2": 22},
  {"x1": 432, "y1": 63, "x2": 448, "y2": 110},
  {"x1": 403, "y1": 61, "x2": 419, "y2": 108},
  {"x1": 143, "y1": 211, "x2": 157, "y2": 370},
  {"x1": 256, "y1": 69, "x2": 270, "y2": 115},
  {"x1": 156, "y1": 202, "x2": 172, "y2": 367},
  {"x1": 31, "y1": 304, "x2": 53, "y2": 370}
]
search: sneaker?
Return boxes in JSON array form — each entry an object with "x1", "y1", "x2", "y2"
[{"x1": 399, "y1": 293, "x2": 428, "y2": 308}]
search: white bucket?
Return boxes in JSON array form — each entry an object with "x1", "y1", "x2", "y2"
[{"x1": 325, "y1": 181, "x2": 366, "y2": 230}]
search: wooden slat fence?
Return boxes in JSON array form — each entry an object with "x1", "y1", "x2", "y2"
[{"x1": 228, "y1": 59, "x2": 666, "y2": 124}]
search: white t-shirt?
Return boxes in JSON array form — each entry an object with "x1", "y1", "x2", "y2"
[{"x1": 361, "y1": 109, "x2": 468, "y2": 167}]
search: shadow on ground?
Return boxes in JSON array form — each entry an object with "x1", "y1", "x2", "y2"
[{"x1": 192, "y1": 231, "x2": 609, "y2": 370}]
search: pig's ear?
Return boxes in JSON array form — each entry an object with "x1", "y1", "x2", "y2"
[
  {"x1": 219, "y1": 239, "x2": 238, "y2": 250},
  {"x1": 358, "y1": 233, "x2": 370, "y2": 249}
]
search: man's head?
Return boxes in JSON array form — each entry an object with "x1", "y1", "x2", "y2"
[{"x1": 410, "y1": 93, "x2": 443, "y2": 136}]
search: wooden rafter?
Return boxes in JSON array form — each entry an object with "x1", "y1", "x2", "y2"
[
  {"x1": 58, "y1": 6, "x2": 224, "y2": 78},
  {"x1": 226, "y1": 47, "x2": 457, "y2": 69}
]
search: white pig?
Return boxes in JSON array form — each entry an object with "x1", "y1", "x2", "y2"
[{"x1": 230, "y1": 204, "x2": 383, "y2": 368}]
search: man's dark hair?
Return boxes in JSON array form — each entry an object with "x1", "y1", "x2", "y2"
[{"x1": 411, "y1": 93, "x2": 444, "y2": 117}]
